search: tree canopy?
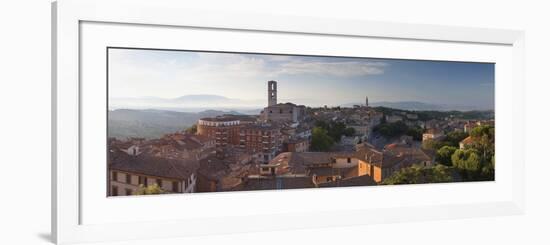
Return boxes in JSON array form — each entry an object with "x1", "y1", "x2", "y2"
[
  {"x1": 310, "y1": 126, "x2": 334, "y2": 152},
  {"x1": 451, "y1": 148, "x2": 482, "y2": 178},
  {"x1": 451, "y1": 148, "x2": 494, "y2": 181},
  {"x1": 373, "y1": 121, "x2": 408, "y2": 138},
  {"x1": 373, "y1": 120, "x2": 423, "y2": 140},
  {"x1": 422, "y1": 131, "x2": 468, "y2": 151},
  {"x1": 315, "y1": 121, "x2": 355, "y2": 142},
  {"x1": 185, "y1": 124, "x2": 198, "y2": 134},
  {"x1": 468, "y1": 125, "x2": 495, "y2": 165},
  {"x1": 452, "y1": 125, "x2": 495, "y2": 181},
  {"x1": 436, "y1": 146, "x2": 457, "y2": 166},
  {"x1": 422, "y1": 138, "x2": 448, "y2": 151},
  {"x1": 382, "y1": 164, "x2": 453, "y2": 185},
  {"x1": 445, "y1": 131, "x2": 469, "y2": 146}
]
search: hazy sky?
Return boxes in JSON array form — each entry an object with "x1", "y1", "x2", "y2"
[{"x1": 108, "y1": 48, "x2": 495, "y2": 109}]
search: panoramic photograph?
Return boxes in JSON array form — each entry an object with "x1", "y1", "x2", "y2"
[{"x1": 107, "y1": 47, "x2": 495, "y2": 196}]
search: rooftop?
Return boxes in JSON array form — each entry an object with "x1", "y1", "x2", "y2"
[
  {"x1": 200, "y1": 114, "x2": 256, "y2": 122},
  {"x1": 318, "y1": 175, "x2": 377, "y2": 188},
  {"x1": 233, "y1": 175, "x2": 316, "y2": 191},
  {"x1": 269, "y1": 143, "x2": 431, "y2": 170},
  {"x1": 109, "y1": 151, "x2": 198, "y2": 180},
  {"x1": 460, "y1": 136, "x2": 475, "y2": 144}
]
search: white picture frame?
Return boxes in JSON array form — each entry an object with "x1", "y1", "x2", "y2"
[{"x1": 52, "y1": 0, "x2": 525, "y2": 244}]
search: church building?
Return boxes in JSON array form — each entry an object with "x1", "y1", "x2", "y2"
[{"x1": 261, "y1": 80, "x2": 306, "y2": 123}]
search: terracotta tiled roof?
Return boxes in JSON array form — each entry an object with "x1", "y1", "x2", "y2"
[
  {"x1": 234, "y1": 175, "x2": 316, "y2": 191},
  {"x1": 197, "y1": 155, "x2": 230, "y2": 179},
  {"x1": 425, "y1": 128, "x2": 443, "y2": 135},
  {"x1": 109, "y1": 151, "x2": 198, "y2": 180},
  {"x1": 318, "y1": 175, "x2": 377, "y2": 188},
  {"x1": 460, "y1": 136, "x2": 475, "y2": 144},
  {"x1": 308, "y1": 166, "x2": 357, "y2": 178}
]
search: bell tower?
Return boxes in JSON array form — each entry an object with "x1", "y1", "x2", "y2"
[{"x1": 268, "y1": 80, "x2": 277, "y2": 106}]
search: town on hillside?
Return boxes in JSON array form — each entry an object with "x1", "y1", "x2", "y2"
[{"x1": 108, "y1": 80, "x2": 495, "y2": 196}]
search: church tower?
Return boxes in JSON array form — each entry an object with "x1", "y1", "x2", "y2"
[
  {"x1": 365, "y1": 96, "x2": 369, "y2": 107},
  {"x1": 268, "y1": 80, "x2": 277, "y2": 106}
]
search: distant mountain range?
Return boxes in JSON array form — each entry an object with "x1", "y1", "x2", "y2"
[
  {"x1": 111, "y1": 94, "x2": 492, "y2": 112},
  {"x1": 108, "y1": 109, "x2": 241, "y2": 139},
  {"x1": 108, "y1": 98, "x2": 492, "y2": 139},
  {"x1": 342, "y1": 101, "x2": 492, "y2": 111},
  {"x1": 109, "y1": 95, "x2": 263, "y2": 113}
]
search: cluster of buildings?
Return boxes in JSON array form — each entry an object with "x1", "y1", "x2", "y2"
[
  {"x1": 311, "y1": 97, "x2": 384, "y2": 144},
  {"x1": 108, "y1": 80, "x2": 491, "y2": 196},
  {"x1": 421, "y1": 119, "x2": 495, "y2": 146},
  {"x1": 195, "y1": 81, "x2": 311, "y2": 164},
  {"x1": 234, "y1": 140, "x2": 432, "y2": 191},
  {"x1": 108, "y1": 80, "x2": 315, "y2": 196},
  {"x1": 108, "y1": 135, "x2": 207, "y2": 196}
]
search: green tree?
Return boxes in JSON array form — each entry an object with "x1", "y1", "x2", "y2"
[
  {"x1": 422, "y1": 139, "x2": 443, "y2": 151},
  {"x1": 406, "y1": 126, "x2": 424, "y2": 141},
  {"x1": 185, "y1": 124, "x2": 197, "y2": 134},
  {"x1": 432, "y1": 164, "x2": 454, "y2": 183},
  {"x1": 327, "y1": 122, "x2": 347, "y2": 140},
  {"x1": 445, "y1": 131, "x2": 469, "y2": 147},
  {"x1": 343, "y1": 127, "x2": 356, "y2": 137},
  {"x1": 373, "y1": 121, "x2": 408, "y2": 138},
  {"x1": 469, "y1": 125, "x2": 495, "y2": 164},
  {"x1": 374, "y1": 121, "x2": 422, "y2": 140},
  {"x1": 382, "y1": 164, "x2": 453, "y2": 185},
  {"x1": 314, "y1": 121, "x2": 356, "y2": 142},
  {"x1": 436, "y1": 146, "x2": 457, "y2": 166},
  {"x1": 133, "y1": 184, "x2": 165, "y2": 195},
  {"x1": 462, "y1": 125, "x2": 495, "y2": 181},
  {"x1": 451, "y1": 149, "x2": 482, "y2": 180},
  {"x1": 310, "y1": 127, "x2": 334, "y2": 152}
]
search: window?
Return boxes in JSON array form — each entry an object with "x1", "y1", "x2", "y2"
[
  {"x1": 347, "y1": 157, "x2": 351, "y2": 163},
  {"x1": 156, "y1": 179, "x2": 162, "y2": 187},
  {"x1": 111, "y1": 171, "x2": 117, "y2": 181},
  {"x1": 172, "y1": 181, "x2": 179, "y2": 192},
  {"x1": 111, "y1": 186, "x2": 118, "y2": 196},
  {"x1": 126, "y1": 173, "x2": 131, "y2": 184},
  {"x1": 125, "y1": 188, "x2": 132, "y2": 195},
  {"x1": 138, "y1": 176, "x2": 144, "y2": 185}
]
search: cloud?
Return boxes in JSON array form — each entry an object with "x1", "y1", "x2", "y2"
[
  {"x1": 277, "y1": 61, "x2": 387, "y2": 77},
  {"x1": 108, "y1": 49, "x2": 388, "y2": 100}
]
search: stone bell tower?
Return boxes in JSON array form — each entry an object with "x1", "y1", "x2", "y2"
[{"x1": 268, "y1": 80, "x2": 277, "y2": 106}]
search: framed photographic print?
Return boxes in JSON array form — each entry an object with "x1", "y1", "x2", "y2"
[{"x1": 52, "y1": 0, "x2": 525, "y2": 244}]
